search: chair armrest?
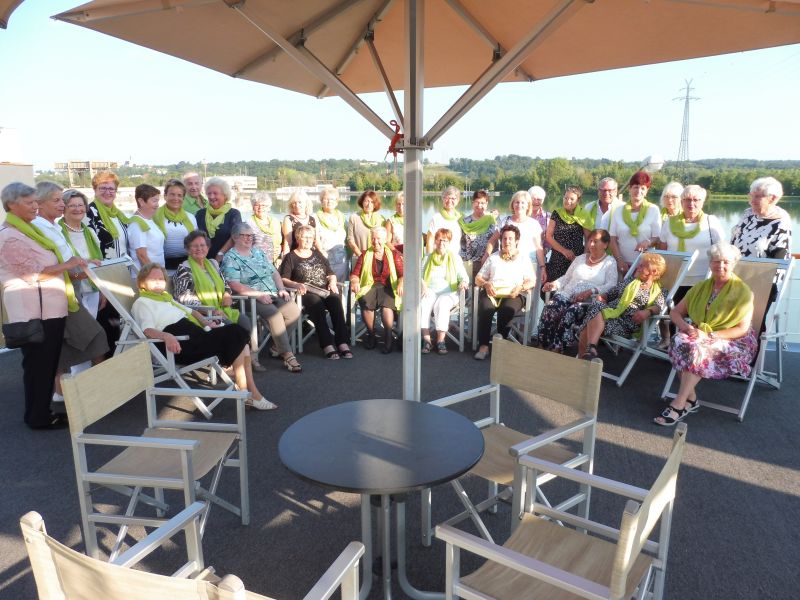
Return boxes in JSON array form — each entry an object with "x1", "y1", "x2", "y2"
[
  {"x1": 112, "y1": 502, "x2": 206, "y2": 568},
  {"x1": 149, "y1": 387, "x2": 250, "y2": 400},
  {"x1": 519, "y1": 455, "x2": 648, "y2": 502},
  {"x1": 302, "y1": 541, "x2": 365, "y2": 600},
  {"x1": 435, "y1": 524, "x2": 609, "y2": 599},
  {"x1": 75, "y1": 432, "x2": 198, "y2": 451},
  {"x1": 115, "y1": 336, "x2": 189, "y2": 346},
  {"x1": 508, "y1": 416, "x2": 595, "y2": 457},
  {"x1": 429, "y1": 384, "x2": 499, "y2": 408}
]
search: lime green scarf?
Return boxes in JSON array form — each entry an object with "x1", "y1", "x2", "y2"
[
  {"x1": 355, "y1": 246, "x2": 401, "y2": 309},
  {"x1": 459, "y1": 214, "x2": 495, "y2": 235},
  {"x1": 439, "y1": 208, "x2": 460, "y2": 221},
  {"x1": 6, "y1": 213, "x2": 79, "y2": 312},
  {"x1": 137, "y1": 289, "x2": 204, "y2": 328},
  {"x1": 205, "y1": 203, "x2": 232, "y2": 237},
  {"x1": 660, "y1": 206, "x2": 681, "y2": 222},
  {"x1": 423, "y1": 250, "x2": 459, "y2": 292},
  {"x1": 685, "y1": 274, "x2": 752, "y2": 334},
  {"x1": 387, "y1": 213, "x2": 404, "y2": 227},
  {"x1": 253, "y1": 214, "x2": 281, "y2": 239},
  {"x1": 601, "y1": 278, "x2": 661, "y2": 321},
  {"x1": 668, "y1": 212, "x2": 705, "y2": 252},
  {"x1": 621, "y1": 200, "x2": 654, "y2": 237},
  {"x1": 316, "y1": 209, "x2": 344, "y2": 231},
  {"x1": 359, "y1": 210, "x2": 382, "y2": 229},
  {"x1": 153, "y1": 205, "x2": 195, "y2": 236},
  {"x1": 93, "y1": 200, "x2": 137, "y2": 239},
  {"x1": 554, "y1": 206, "x2": 590, "y2": 229},
  {"x1": 58, "y1": 219, "x2": 102, "y2": 261},
  {"x1": 188, "y1": 257, "x2": 239, "y2": 323}
]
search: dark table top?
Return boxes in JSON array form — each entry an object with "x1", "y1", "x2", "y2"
[{"x1": 279, "y1": 399, "x2": 484, "y2": 495}]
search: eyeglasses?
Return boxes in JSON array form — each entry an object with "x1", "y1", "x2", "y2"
[
  {"x1": 65, "y1": 204, "x2": 86, "y2": 210},
  {"x1": 97, "y1": 186, "x2": 117, "y2": 193},
  {"x1": 237, "y1": 234, "x2": 255, "y2": 239},
  {"x1": 598, "y1": 188, "x2": 617, "y2": 193},
  {"x1": 188, "y1": 244, "x2": 209, "y2": 250}
]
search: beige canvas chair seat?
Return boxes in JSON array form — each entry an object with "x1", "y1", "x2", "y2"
[
  {"x1": 425, "y1": 337, "x2": 601, "y2": 546},
  {"x1": 601, "y1": 250, "x2": 697, "y2": 387},
  {"x1": 98, "y1": 429, "x2": 239, "y2": 480},
  {"x1": 437, "y1": 424, "x2": 688, "y2": 600},
  {"x1": 460, "y1": 513, "x2": 651, "y2": 600},
  {"x1": 661, "y1": 256, "x2": 794, "y2": 421},
  {"x1": 471, "y1": 424, "x2": 574, "y2": 486},
  {"x1": 21, "y1": 502, "x2": 364, "y2": 600},
  {"x1": 63, "y1": 342, "x2": 250, "y2": 560}
]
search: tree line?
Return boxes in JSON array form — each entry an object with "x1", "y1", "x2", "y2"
[{"x1": 37, "y1": 156, "x2": 800, "y2": 197}]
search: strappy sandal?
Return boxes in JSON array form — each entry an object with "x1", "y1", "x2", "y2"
[
  {"x1": 421, "y1": 340, "x2": 432, "y2": 354},
  {"x1": 337, "y1": 344, "x2": 354, "y2": 358},
  {"x1": 581, "y1": 343, "x2": 599, "y2": 360},
  {"x1": 436, "y1": 342, "x2": 448, "y2": 355},
  {"x1": 283, "y1": 353, "x2": 302, "y2": 373},
  {"x1": 325, "y1": 350, "x2": 340, "y2": 360},
  {"x1": 654, "y1": 405, "x2": 689, "y2": 427},
  {"x1": 247, "y1": 397, "x2": 278, "y2": 411},
  {"x1": 686, "y1": 397, "x2": 700, "y2": 413}
]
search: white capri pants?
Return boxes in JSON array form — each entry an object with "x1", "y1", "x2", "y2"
[{"x1": 420, "y1": 290, "x2": 459, "y2": 332}]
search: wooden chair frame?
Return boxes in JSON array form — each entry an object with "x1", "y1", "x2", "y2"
[
  {"x1": 436, "y1": 424, "x2": 687, "y2": 600},
  {"x1": 601, "y1": 249, "x2": 698, "y2": 387},
  {"x1": 660, "y1": 256, "x2": 794, "y2": 421},
  {"x1": 62, "y1": 343, "x2": 250, "y2": 560},
  {"x1": 83, "y1": 257, "x2": 236, "y2": 419},
  {"x1": 424, "y1": 336, "x2": 601, "y2": 546}
]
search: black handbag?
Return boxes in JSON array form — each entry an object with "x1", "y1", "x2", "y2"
[{"x1": 2, "y1": 283, "x2": 45, "y2": 348}]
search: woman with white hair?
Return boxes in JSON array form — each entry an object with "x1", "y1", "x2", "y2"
[
  {"x1": 486, "y1": 190, "x2": 546, "y2": 279},
  {"x1": 281, "y1": 190, "x2": 317, "y2": 256},
  {"x1": 246, "y1": 192, "x2": 282, "y2": 266},
  {"x1": 316, "y1": 188, "x2": 348, "y2": 281},
  {"x1": 659, "y1": 181, "x2": 684, "y2": 222},
  {"x1": 196, "y1": 176, "x2": 242, "y2": 261},
  {"x1": 427, "y1": 186, "x2": 462, "y2": 255},
  {"x1": 656, "y1": 242, "x2": 756, "y2": 426},
  {"x1": 731, "y1": 176, "x2": 792, "y2": 260}
]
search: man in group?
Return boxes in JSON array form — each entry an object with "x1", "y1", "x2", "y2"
[
  {"x1": 182, "y1": 171, "x2": 206, "y2": 214},
  {"x1": 32, "y1": 182, "x2": 108, "y2": 412},
  {"x1": 585, "y1": 177, "x2": 624, "y2": 230}
]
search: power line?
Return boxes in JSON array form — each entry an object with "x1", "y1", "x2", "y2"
[{"x1": 674, "y1": 79, "x2": 700, "y2": 168}]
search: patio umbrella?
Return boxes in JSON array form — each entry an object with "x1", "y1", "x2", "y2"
[
  {"x1": 54, "y1": 0, "x2": 800, "y2": 401},
  {"x1": 0, "y1": 0, "x2": 23, "y2": 28}
]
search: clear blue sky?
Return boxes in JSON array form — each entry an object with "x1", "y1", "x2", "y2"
[{"x1": 1, "y1": 1, "x2": 798, "y2": 170}]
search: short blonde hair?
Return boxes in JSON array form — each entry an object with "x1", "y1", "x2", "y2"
[
  {"x1": 136, "y1": 263, "x2": 168, "y2": 288},
  {"x1": 509, "y1": 190, "x2": 532, "y2": 216},
  {"x1": 638, "y1": 252, "x2": 667, "y2": 279},
  {"x1": 92, "y1": 171, "x2": 119, "y2": 190}
]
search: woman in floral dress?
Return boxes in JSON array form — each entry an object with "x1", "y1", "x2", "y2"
[{"x1": 545, "y1": 186, "x2": 590, "y2": 283}]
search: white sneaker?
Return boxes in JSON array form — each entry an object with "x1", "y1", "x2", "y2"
[
  {"x1": 247, "y1": 397, "x2": 277, "y2": 410},
  {"x1": 52, "y1": 393, "x2": 64, "y2": 404}
]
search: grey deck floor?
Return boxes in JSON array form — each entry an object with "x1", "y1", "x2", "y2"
[{"x1": 0, "y1": 340, "x2": 798, "y2": 599}]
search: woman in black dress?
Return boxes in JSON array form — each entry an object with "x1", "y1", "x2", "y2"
[{"x1": 545, "y1": 185, "x2": 589, "y2": 283}]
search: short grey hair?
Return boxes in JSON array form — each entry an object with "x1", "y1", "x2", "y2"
[
  {"x1": 232, "y1": 222, "x2": 254, "y2": 237},
  {"x1": 62, "y1": 189, "x2": 90, "y2": 210},
  {"x1": 660, "y1": 181, "x2": 684, "y2": 206},
  {"x1": 204, "y1": 176, "x2": 231, "y2": 200},
  {"x1": 1, "y1": 182, "x2": 36, "y2": 211},
  {"x1": 319, "y1": 188, "x2": 339, "y2": 202},
  {"x1": 370, "y1": 226, "x2": 388, "y2": 240},
  {"x1": 750, "y1": 176, "x2": 783, "y2": 201},
  {"x1": 288, "y1": 190, "x2": 309, "y2": 208},
  {"x1": 707, "y1": 242, "x2": 741, "y2": 265},
  {"x1": 527, "y1": 185, "x2": 546, "y2": 200},
  {"x1": 682, "y1": 184, "x2": 707, "y2": 203},
  {"x1": 442, "y1": 185, "x2": 460, "y2": 200},
  {"x1": 598, "y1": 177, "x2": 618, "y2": 190},
  {"x1": 35, "y1": 181, "x2": 63, "y2": 203},
  {"x1": 251, "y1": 191, "x2": 273, "y2": 207}
]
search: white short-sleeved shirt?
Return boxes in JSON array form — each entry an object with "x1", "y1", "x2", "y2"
[
  {"x1": 609, "y1": 203, "x2": 662, "y2": 263},
  {"x1": 659, "y1": 214, "x2": 725, "y2": 284},
  {"x1": 33, "y1": 216, "x2": 74, "y2": 260},
  {"x1": 585, "y1": 199, "x2": 624, "y2": 231},
  {"x1": 132, "y1": 296, "x2": 185, "y2": 331},
  {"x1": 127, "y1": 217, "x2": 166, "y2": 269},
  {"x1": 428, "y1": 212, "x2": 462, "y2": 255},
  {"x1": 477, "y1": 252, "x2": 536, "y2": 293},
  {"x1": 163, "y1": 213, "x2": 198, "y2": 259},
  {"x1": 499, "y1": 216, "x2": 543, "y2": 264}
]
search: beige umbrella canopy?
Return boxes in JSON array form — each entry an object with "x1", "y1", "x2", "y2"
[
  {"x1": 54, "y1": 0, "x2": 800, "y2": 401},
  {"x1": 0, "y1": 0, "x2": 24, "y2": 28}
]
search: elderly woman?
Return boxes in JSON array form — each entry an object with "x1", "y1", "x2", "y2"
[
  {"x1": 245, "y1": 192, "x2": 281, "y2": 266},
  {"x1": 576, "y1": 252, "x2": 667, "y2": 360},
  {"x1": 427, "y1": 186, "x2": 462, "y2": 254},
  {"x1": 281, "y1": 191, "x2": 317, "y2": 256},
  {"x1": 315, "y1": 188, "x2": 348, "y2": 281},
  {"x1": 421, "y1": 228, "x2": 469, "y2": 354},
  {"x1": 609, "y1": 172, "x2": 662, "y2": 275},
  {"x1": 349, "y1": 226, "x2": 404, "y2": 354},
  {"x1": 473, "y1": 224, "x2": 536, "y2": 360},
  {"x1": 86, "y1": 170, "x2": 130, "y2": 260},
  {"x1": 487, "y1": 190, "x2": 546, "y2": 279},
  {"x1": 127, "y1": 184, "x2": 166, "y2": 270},
  {"x1": 347, "y1": 190, "x2": 383, "y2": 257},
  {"x1": 132, "y1": 263, "x2": 273, "y2": 410},
  {"x1": 196, "y1": 177, "x2": 242, "y2": 261},
  {"x1": 385, "y1": 191, "x2": 405, "y2": 253},
  {"x1": 659, "y1": 181, "x2": 684, "y2": 222},
  {"x1": 154, "y1": 179, "x2": 197, "y2": 271},
  {"x1": 60, "y1": 189, "x2": 103, "y2": 317},
  {"x1": 221, "y1": 223, "x2": 302, "y2": 373},
  {"x1": 655, "y1": 243, "x2": 756, "y2": 426},
  {"x1": 528, "y1": 186, "x2": 550, "y2": 251},
  {"x1": 460, "y1": 190, "x2": 498, "y2": 279},
  {"x1": 280, "y1": 225, "x2": 352, "y2": 360},
  {"x1": 536, "y1": 229, "x2": 618, "y2": 352},
  {"x1": 0, "y1": 183, "x2": 88, "y2": 429},
  {"x1": 732, "y1": 176, "x2": 792, "y2": 260},
  {"x1": 545, "y1": 186, "x2": 590, "y2": 283}
]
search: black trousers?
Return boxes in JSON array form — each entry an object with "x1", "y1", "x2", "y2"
[
  {"x1": 21, "y1": 317, "x2": 66, "y2": 427},
  {"x1": 476, "y1": 290, "x2": 524, "y2": 347},
  {"x1": 302, "y1": 293, "x2": 349, "y2": 348}
]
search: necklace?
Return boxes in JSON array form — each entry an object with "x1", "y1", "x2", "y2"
[
  {"x1": 64, "y1": 222, "x2": 83, "y2": 233},
  {"x1": 585, "y1": 254, "x2": 604, "y2": 266}
]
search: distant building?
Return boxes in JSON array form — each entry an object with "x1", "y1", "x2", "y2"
[{"x1": 54, "y1": 160, "x2": 119, "y2": 187}]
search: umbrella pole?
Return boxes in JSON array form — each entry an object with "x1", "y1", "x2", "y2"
[{"x1": 402, "y1": 0, "x2": 424, "y2": 402}]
